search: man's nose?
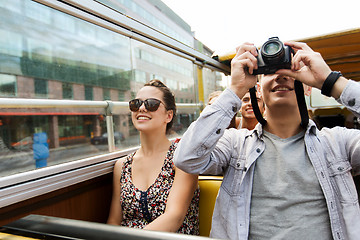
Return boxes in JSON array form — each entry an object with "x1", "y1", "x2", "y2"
[{"x1": 276, "y1": 74, "x2": 292, "y2": 82}]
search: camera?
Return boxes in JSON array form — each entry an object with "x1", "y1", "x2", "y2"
[{"x1": 252, "y1": 37, "x2": 293, "y2": 75}]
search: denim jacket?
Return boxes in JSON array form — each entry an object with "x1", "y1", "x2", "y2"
[{"x1": 174, "y1": 80, "x2": 360, "y2": 240}]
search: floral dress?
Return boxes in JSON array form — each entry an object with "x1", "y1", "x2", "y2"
[{"x1": 120, "y1": 141, "x2": 200, "y2": 235}]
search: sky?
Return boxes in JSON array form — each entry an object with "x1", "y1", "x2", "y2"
[{"x1": 161, "y1": 0, "x2": 360, "y2": 55}]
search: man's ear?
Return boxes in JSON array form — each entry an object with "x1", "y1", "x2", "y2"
[{"x1": 303, "y1": 84, "x2": 312, "y2": 96}]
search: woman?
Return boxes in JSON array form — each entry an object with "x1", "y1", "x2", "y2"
[{"x1": 107, "y1": 80, "x2": 199, "y2": 234}]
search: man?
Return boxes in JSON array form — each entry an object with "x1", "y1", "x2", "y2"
[
  {"x1": 237, "y1": 90, "x2": 264, "y2": 130},
  {"x1": 208, "y1": 90, "x2": 264, "y2": 130},
  {"x1": 174, "y1": 41, "x2": 360, "y2": 239}
]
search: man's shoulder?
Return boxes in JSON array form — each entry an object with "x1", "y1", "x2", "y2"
[
  {"x1": 316, "y1": 125, "x2": 356, "y2": 144},
  {"x1": 318, "y1": 125, "x2": 347, "y2": 135}
]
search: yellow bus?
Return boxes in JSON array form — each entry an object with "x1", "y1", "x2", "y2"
[{"x1": 0, "y1": 0, "x2": 359, "y2": 238}]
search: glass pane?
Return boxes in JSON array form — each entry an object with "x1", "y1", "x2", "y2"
[
  {"x1": 0, "y1": 73, "x2": 16, "y2": 96},
  {"x1": 103, "y1": 89, "x2": 111, "y2": 100},
  {"x1": 34, "y1": 78, "x2": 48, "y2": 98},
  {"x1": 0, "y1": 0, "x2": 131, "y2": 177},
  {"x1": 203, "y1": 67, "x2": 221, "y2": 102},
  {"x1": 0, "y1": 0, "x2": 221, "y2": 178},
  {"x1": 62, "y1": 83, "x2": 73, "y2": 99},
  {"x1": 110, "y1": 39, "x2": 198, "y2": 149},
  {"x1": 84, "y1": 86, "x2": 93, "y2": 100},
  {"x1": 97, "y1": 0, "x2": 193, "y2": 47}
]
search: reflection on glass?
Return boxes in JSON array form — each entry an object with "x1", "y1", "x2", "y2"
[
  {"x1": 34, "y1": 78, "x2": 48, "y2": 98},
  {"x1": 0, "y1": 74, "x2": 16, "y2": 96},
  {"x1": 203, "y1": 68, "x2": 222, "y2": 103},
  {"x1": 0, "y1": 0, "x2": 131, "y2": 177},
  {"x1": 131, "y1": 39, "x2": 195, "y2": 100},
  {"x1": 112, "y1": 107, "x2": 200, "y2": 152},
  {"x1": 96, "y1": 0, "x2": 193, "y2": 46},
  {"x1": 0, "y1": 0, "x2": 216, "y2": 178},
  {"x1": 84, "y1": 86, "x2": 93, "y2": 101}
]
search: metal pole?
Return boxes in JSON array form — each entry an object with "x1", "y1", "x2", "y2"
[{"x1": 105, "y1": 101, "x2": 115, "y2": 152}]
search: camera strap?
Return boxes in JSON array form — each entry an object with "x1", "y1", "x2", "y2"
[
  {"x1": 294, "y1": 80, "x2": 309, "y2": 128},
  {"x1": 249, "y1": 80, "x2": 309, "y2": 128},
  {"x1": 249, "y1": 87, "x2": 267, "y2": 125}
]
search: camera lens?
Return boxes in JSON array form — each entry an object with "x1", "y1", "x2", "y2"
[
  {"x1": 253, "y1": 37, "x2": 292, "y2": 75},
  {"x1": 261, "y1": 38, "x2": 284, "y2": 64},
  {"x1": 264, "y1": 42, "x2": 280, "y2": 55}
]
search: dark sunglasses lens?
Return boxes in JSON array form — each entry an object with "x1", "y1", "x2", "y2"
[
  {"x1": 129, "y1": 99, "x2": 141, "y2": 112},
  {"x1": 145, "y1": 99, "x2": 161, "y2": 111}
]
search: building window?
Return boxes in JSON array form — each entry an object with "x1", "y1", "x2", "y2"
[
  {"x1": 118, "y1": 91, "x2": 125, "y2": 101},
  {"x1": 134, "y1": 69, "x2": 146, "y2": 83},
  {"x1": 180, "y1": 82, "x2": 188, "y2": 92},
  {"x1": 150, "y1": 74, "x2": 163, "y2": 81},
  {"x1": 103, "y1": 88, "x2": 111, "y2": 100},
  {"x1": 0, "y1": 74, "x2": 16, "y2": 96},
  {"x1": 166, "y1": 79, "x2": 177, "y2": 91},
  {"x1": 58, "y1": 115, "x2": 84, "y2": 138},
  {"x1": 62, "y1": 83, "x2": 73, "y2": 99},
  {"x1": 34, "y1": 78, "x2": 48, "y2": 98},
  {"x1": 84, "y1": 85, "x2": 93, "y2": 100}
]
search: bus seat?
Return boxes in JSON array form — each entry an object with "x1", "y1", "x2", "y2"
[{"x1": 198, "y1": 175, "x2": 223, "y2": 237}]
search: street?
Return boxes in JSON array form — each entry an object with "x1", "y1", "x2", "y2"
[{"x1": 0, "y1": 137, "x2": 141, "y2": 178}]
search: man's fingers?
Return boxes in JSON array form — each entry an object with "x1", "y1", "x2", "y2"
[
  {"x1": 231, "y1": 51, "x2": 258, "y2": 72},
  {"x1": 234, "y1": 43, "x2": 258, "y2": 58},
  {"x1": 285, "y1": 41, "x2": 313, "y2": 51},
  {"x1": 292, "y1": 51, "x2": 317, "y2": 70},
  {"x1": 275, "y1": 69, "x2": 298, "y2": 79},
  {"x1": 232, "y1": 58, "x2": 257, "y2": 75}
]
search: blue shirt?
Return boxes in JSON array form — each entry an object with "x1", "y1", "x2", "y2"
[{"x1": 174, "y1": 80, "x2": 360, "y2": 240}]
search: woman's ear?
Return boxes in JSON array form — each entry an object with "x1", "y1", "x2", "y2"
[{"x1": 165, "y1": 110, "x2": 174, "y2": 123}]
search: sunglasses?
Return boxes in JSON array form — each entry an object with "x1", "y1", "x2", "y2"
[{"x1": 129, "y1": 98, "x2": 165, "y2": 112}]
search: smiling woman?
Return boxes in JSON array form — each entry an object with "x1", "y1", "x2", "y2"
[{"x1": 107, "y1": 79, "x2": 200, "y2": 234}]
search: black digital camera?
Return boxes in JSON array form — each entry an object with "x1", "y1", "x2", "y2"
[{"x1": 252, "y1": 37, "x2": 293, "y2": 75}]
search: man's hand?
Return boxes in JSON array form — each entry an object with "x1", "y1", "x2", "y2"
[
  {"x1": 230, "y1": 43, "x2": 258, "y2": 99},
  {"x1": 276, "y1": 41, "x2": 331, "y2": 89},
  {"x1": 276, "y1": 41, "x2": 348, "y2": 98}
]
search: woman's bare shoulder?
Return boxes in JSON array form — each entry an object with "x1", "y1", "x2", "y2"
[{"x1": 113, "y1": 155, "x2": 129, "y2": 169}]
